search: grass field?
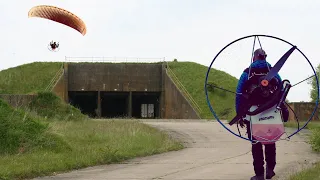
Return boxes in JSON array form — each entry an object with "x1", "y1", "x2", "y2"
[
  {"x1": 27, "y1": 92, "x2": 88, "y2": 121},
  {"x1": 0, "y1": 92, "x2": 183, "y2": 180},
  {"x1": 0, "y1": 120, "x2": 183, "y2": 180},
  {"x1": 167, "y1": 61, "x2": 238, "y2": 120},
  {"x1": 0, "y1": 62, "x2": 62, "y2": 94}
]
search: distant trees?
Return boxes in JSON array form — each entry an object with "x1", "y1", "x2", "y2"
[{"x1": 309, "y1": 63, "x2": 320, "y2": 102}]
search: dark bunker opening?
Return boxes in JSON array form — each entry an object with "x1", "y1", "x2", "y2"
[
  {"x1": 132, "y1": 92, "x2": 160, "y2": 118},
  {"x1": 68, "y1": 91, "x2": 161, "y2": 119},
  {"x1": 68, "y1": 91, "x2": 98, "y2": 118},
  {"x1": 101, "y1": 92, "x2": 129, "y2": 118}
]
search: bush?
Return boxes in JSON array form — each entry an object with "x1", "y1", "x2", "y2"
[
  {"x1": 28, "y1": 92, "x2": 88, "y2": 121},
  {"x1": 0, "y1": 99, "x2": 67, "y2": 154},
  {"x1": 309, "y1": 127, "x2": 320, "y2": 152}
]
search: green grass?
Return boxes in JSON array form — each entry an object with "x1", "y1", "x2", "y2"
[
  {"x1": 0, "y1": 86, "x2": 182, "y2": 179},
  {"x1": 284, "y1": 121, "x2": 320, "y2": 179},
  {"x1": 0, "y1": 62, "x2": 62, "y2": 94},
  {"x1": 288, "y1": 157, "x2": 320, "y2": 180},
  {"x1": 288, "y1": 162, "x2": 320, "y2": 180},
  {"x1": 0, "y1": 99, "x2": 56, "y2": 155},
  {"x1": 167, "y1": 61, "x2": 238, "y2": 119},
  {"x1": 0, "y1": 120, "x2": 183, "y2": 180},
  {"x1": 26, "y1": 92, "x2": 88, "y2": 121},
  {"x1": 285, "y1": 121, "x2": 320, "y2": 152}
]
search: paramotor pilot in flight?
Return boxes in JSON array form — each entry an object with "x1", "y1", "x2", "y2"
[{"x1": 49, "y1": 41, "x2": 59, "y2": 50}]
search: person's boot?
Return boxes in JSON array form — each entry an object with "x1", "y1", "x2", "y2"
[
  {"x1": 266, "y1": 166, "x2": 275, "y2": 179},
  {"x1": 250, "y1": 175, "x2": 265, "y2": 180}
]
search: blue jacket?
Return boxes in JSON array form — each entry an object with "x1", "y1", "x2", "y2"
[{"x1": 235, "y1": 59, "x2": 282, "y2": 114}]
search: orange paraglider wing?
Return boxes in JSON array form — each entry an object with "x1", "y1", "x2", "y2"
[{"x1": 28, "y1": 5, "x2": 87, "y2": 36}]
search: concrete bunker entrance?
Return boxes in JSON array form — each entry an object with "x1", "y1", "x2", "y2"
[
  {"x1": 68, "y1": 91, "x2": 161, "y2": 119},
  {"x1": 68, "y1": 91, "x2": 98, "y2": 118},
  {"x1": 101, "y1": 92, "x2": 128, "y2": 118},
  {"x1": 132, "y1": 92, "x2": 160, "y2": 119}
]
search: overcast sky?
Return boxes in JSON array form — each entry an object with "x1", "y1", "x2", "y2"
[{"x1": 0, "y1": 0, "x2": 319, "y2": 102}]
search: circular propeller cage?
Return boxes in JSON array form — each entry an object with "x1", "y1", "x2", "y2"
[{"x1": 204, "y1": 34, "x2": 319, "y2": 143}]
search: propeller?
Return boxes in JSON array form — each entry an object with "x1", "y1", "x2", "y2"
[
  {"x1": 229, "y1": 46, "x2": 297, "y2": 126},
  {"x1": 261, "y1": 45, "x2": 297, "y2": 86}
]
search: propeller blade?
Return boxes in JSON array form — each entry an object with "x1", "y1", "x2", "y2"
[{"x1": 264, "y1": 45, "x2": 297, "y2": 81}]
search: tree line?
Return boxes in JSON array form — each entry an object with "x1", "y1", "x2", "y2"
[{"x1": 309, "y1": 64, "x2": 320, "y2": 102}]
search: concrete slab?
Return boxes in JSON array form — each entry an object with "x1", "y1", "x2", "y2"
[{"x1": 33, "y1": 120, "x2": 320, "y2": 180}]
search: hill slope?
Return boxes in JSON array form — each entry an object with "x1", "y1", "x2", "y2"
[
  {"x1": 0, "y1": 62, "x2": 62, "y2": 94},
  {"x1": 167, "y1": 61, "x2": 239, "y2": 120},
  {"x1": 0, "y1": 61, "x2": 239, "y2": 120},
  {"x1": 0, "y1": 98, "x2": 67, "y2": 155}
]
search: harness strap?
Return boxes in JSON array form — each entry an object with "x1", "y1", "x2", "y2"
[{"x1": 243, "y1": 66, "x2": 271, "y2": 75}]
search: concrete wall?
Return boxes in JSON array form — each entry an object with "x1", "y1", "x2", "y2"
[
  {"x1": 0, "y1": 94, "x2": 37, "y2": 108},
  {"x1": 52, "y1": 62, "x2": 201, "y2": 119},
  {"x1": 67, "y1": 63, "x2": 163, "y2": 92},
  {"x1": 287, "y1": 102, "x2": 320, "y2": 122},
  {"x1": 52, "y1": 69, "x2": 67, "y2": 102},
  {"x1": 162, "y1": 68, "x2": 200, "y2": 119}
]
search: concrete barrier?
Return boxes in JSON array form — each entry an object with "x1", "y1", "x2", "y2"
[{"x1": 287, "y1": 102, "x2": 320, "y2": 122}]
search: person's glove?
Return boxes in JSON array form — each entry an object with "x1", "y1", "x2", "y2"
[
  {"x1": 239, "y1": 118, "x2": 245, "y2": 128},
  {"x1": 280, "y1": 103, "x2": 289, "y2": 122}
]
